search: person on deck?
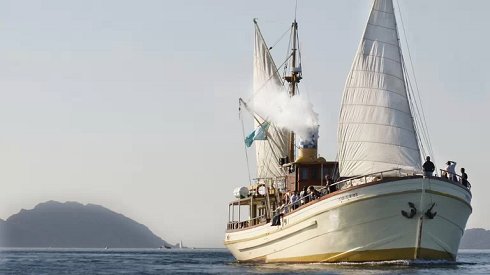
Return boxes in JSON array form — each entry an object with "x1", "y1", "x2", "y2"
[
  {"x1": 461, "y1": 168, "x2": 469, "y2": 187},
  {"x1": 283, "y1": 191, "x2": 291, "y2": 205},
  {"x1": 422, "y1": 156, "x2": 435, "y2": 177},
  {"x1": 271, "y1": 204, "x2": 285, "y2": 226},
  {"x1": 290, "y1": 191, "x2": 299, "y2": 210},
  {"x1": 308, "y1": 186, "x2": 322, "y2": 200},
  {"x1": 325, "y1": 175, "x2": 334, "y2": 193},
  {"x1": 300, "y1": 186, "x2": 309, "y2": 205},
  {"x1": 446, "y1": 161, "x2": 457, "y2": 181}
]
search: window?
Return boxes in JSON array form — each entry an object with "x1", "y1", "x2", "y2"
[
  {"x1": 300, "y1": 167, "x2": 309, "y2": 180},
  {"x1": 314, "y1": 167, "x2": 323, "y2": 179}
]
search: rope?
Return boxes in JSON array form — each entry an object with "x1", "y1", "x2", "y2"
[
  {"x1": 396, "y1": 0, "x2": 435, "y2": 165},
  {"x1": 283, "y1": 24, "x2": 293, "y2": 79},
  {"x1": 268, "y1": 26, "x2": 292, "y2": 51},
  {"x1": 239, "y1": 103, "x2": 252, "y2": 184},
  {"x1": 244, "y1": 52, "x2": 292, "y2": 105}
]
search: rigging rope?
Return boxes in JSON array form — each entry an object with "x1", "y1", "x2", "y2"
[
  {"x1": 245, "y1": 52, "x2": 293, "y2": 106},
  {"x1": 269, "y1": 26, "x2": 293, "y2": 51},
  {"x1": 396, "y1": 0, "x2": 435, "y2": 169},
  {"x1": 239, "y1": 103, "x2": 252, "y2": 184},
  {"x1": 283, "y1": 24, "x2": 293, "y2": 79}
]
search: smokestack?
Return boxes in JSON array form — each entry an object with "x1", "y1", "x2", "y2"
[{"x1": 295, "y1": 126, "x2": 319, "y2": 163}]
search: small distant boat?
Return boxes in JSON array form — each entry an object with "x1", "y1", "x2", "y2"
[{"x1": 224, "y1": 0, "x2": 472, "y2": 263}]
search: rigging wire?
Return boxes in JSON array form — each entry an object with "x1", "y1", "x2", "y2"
[
  {"x1": 244, "y1": 52, "x2": 292, "y2": 105},
  {"x1": 245, "y1": 21, "x2": 293, "y2": 105},
  {"x1": 240, "y1": 98, "x2": 289, "y2": 179},
  {"x1": 283, "y1": 24, "x2": 293, "y2": 80},
  {"x1": 268, "y1": 26, "x2": 293, "y2": 51},
  {"x1": 239, "y1": 103, "x2": 252, "y2": 184},
  {"x1": 401, "y1": 56, "x2": 427, "y2": 156},
  {"x1": 396, "y1": 0, "x2": 435, "y2": 165},
  {"x1": 396, "y1": 1, "x2": 435, "y2": 206}
]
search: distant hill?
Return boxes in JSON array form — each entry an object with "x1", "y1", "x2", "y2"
[
  {"x1": 0, "y1": 201, "x2": 173, "y2": 248},
  {"x1": 460, "y1": 228, "x2": 490, "y2": 249}
]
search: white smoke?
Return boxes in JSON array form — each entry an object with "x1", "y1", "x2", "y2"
[{"x1": 250, "y1": 85, "x2": 319, "y2": 142}]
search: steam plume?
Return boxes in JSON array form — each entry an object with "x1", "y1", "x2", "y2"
[{"x1": 250, "y1": 85, "x2": 319, "y2": 142}]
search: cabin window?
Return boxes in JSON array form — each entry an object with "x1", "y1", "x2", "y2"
[
  {"x1": 300, "y1": 167, "x2": 309, "y2": 180},
  {"x1": 311, "y1": 167, "x2": 320, "y2": 180}
]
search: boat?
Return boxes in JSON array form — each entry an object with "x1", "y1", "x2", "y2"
[{"x1": 224, "y1": 0, "x2": 472, "y2": 263}]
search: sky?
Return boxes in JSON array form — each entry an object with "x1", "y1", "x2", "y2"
[{"x1": 0, "y1": 0, "x2": 489, "y2": 248}]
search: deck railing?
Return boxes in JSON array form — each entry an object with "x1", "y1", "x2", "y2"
[
  {"x1": 331, "y1": 168, "x2": 412, "y2": 191},
  {"x1": 228, "y1": 168, "x2": 472, "y2": 231},
  {"x1": 227, "y1": 214, "x2": 267, "y2": 230},
  {"x1": 271, "y1": 168, "x2": 472, "y2": 219},
  {"x1": 439, "y1": 169, "x2": 471, "y2": 189}
]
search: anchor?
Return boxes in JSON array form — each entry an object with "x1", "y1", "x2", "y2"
[
  {"x1": 401, "y1": 202, "x2": 417, "y2": 218},
  {"x1": 425, "y1": 202, "x2": 437, "y2": 219}
]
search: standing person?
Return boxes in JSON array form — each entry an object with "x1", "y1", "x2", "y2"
[
  {"x1": 271, "y1": 204, "x2": 285, "y2": 226},
  {"x1": 300, "y1": 186, "x2": 309, "y2": 205},
  {"x1": 422, "y1": 156, "x2": 435, "y2": 177},
  {"x1": 308, "y1": 186, "x2": 322, "y2": 200},
  {"x1": 290, "y1": 191, "x2": 299, "y2": 210},
  {"x1": 446, "y1": 161, "x2": 457, "y2": 181},
  {"x1": 283, "y1": 191, "x2": 291, "y2": 205},
  {"x1": 325, "y1": 175, "x2": 334, "y2": 193},
  {"x1": 461, "y1": 168, "x2": 469, "y2": 187}
]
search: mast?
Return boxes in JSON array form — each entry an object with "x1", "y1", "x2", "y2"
[{"x1": 284, "y1": 20, "x2": 302, "y2": 162}]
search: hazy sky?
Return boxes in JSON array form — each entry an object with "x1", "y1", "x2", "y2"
[{"x1": 1, "y1": 0, "x2": 489, "y2": 248}]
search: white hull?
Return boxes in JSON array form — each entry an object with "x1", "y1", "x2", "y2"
[{"x1": 224, "y1": 177, "x2": 472, "y2": 262}]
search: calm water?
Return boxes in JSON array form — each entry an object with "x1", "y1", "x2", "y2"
[{"x1": 0, "y1": 248, "x2": 488, "y2": 274}]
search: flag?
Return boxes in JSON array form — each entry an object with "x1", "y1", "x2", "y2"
[{"x1": 245, "y1": 122, "x2": 270, "y2": 147}]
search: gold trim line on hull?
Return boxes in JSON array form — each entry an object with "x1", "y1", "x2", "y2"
[{"x1": 240, "y1": 247, "x2": 455, "y2": 263}]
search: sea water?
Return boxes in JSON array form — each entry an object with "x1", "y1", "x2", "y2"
[{"x1": 0, "y1": 248, "x2": 488, "y2": 274}]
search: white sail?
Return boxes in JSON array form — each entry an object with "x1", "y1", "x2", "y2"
[
  {"x1": 253, "y1": 21, "x2": 290, "y2": 178},
  {"x1": 337, "y1": 0, "x2": 421, "y2": 177}
]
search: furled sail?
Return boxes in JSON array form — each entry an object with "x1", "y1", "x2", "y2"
[
  {"x1": 337, "y1": 0, "x2": 421, "y2": 177},
  {"x1": 252, "y1": 21, "x2": 290, "y2": 178}
]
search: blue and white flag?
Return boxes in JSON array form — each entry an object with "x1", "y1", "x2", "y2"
[{"x1": 245, "y1": 122, "x2": 270, "y2": 147}]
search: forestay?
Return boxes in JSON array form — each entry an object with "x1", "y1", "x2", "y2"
[
  {"x1": 337, "y1": 0, "x2": 421, "y2": 177},
  {"x1": 252, "y1": 21, "x2": 290, "y2": 178}
]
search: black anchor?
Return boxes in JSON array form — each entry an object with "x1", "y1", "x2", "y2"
[
  {"x1": 425, "y1": 202, "x2": 437, "y2": 219},
  {"x1": 401, "y1": 202, "x2": 417, "y2": 218}
]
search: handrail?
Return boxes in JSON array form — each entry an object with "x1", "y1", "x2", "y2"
[
  {"x1": 439, "y1": 169, "x2": 471, "y2": 190},
  {"x1": 269, "y1": 170, "x2": 408, "y2": 217},
  {"x1": 273, "y1": 167, "x2": 472, "y2": 218},
  {"x1": 251, "y1": 176, "x2": 288, "y2": 182},
  {"x1": 229, "y1": 168, "x2": 472, "y2": 231},
  {"x1": 227, "y1": 214, "x2": 267, "y2": 230},
  {"x1": 272, "y1": 191, "x2": 324, "y2": 217},
  {"x1": 331, "y1": 168, "x2": 415, "y2": 191}
]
